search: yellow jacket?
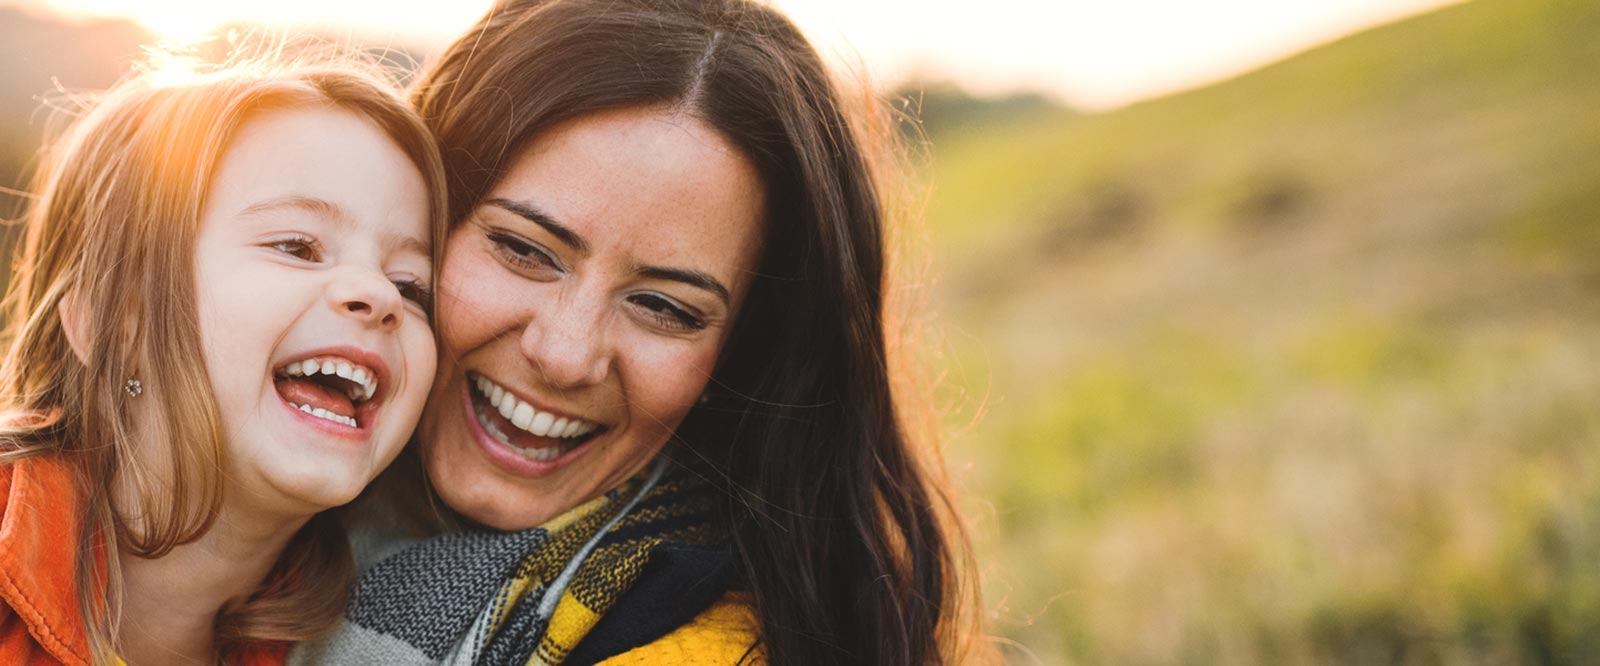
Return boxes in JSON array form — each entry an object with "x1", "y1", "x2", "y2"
[{"x1": 599, "y1": 592, "x2": 763, "y2": 665}]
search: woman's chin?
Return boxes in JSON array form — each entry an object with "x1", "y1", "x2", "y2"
[{"x1": 421, "y1": 438, "x2": 557, "y2": 531}]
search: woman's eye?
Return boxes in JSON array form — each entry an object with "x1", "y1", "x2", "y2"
[
  {"x1": 628, "y1": 293, "x2": 706, "y2": 331},
  {"x1": 267, "y1": 237, "x2": 320, "y2": 262},
  {"x1": 487, "y1": 231, "x2": 559, "y2": 272}
]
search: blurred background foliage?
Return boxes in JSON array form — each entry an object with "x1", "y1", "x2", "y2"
[
  {"x1": 906, "y1": 0, "x2": 1600, "y2": 663},
  {"x1": 1, "y1": 0, "x2": 1596, "y2": 663}
]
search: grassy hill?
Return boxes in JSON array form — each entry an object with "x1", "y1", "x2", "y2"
[
  {"x1": 923, "y1": 1, "x2": 1600, "y2": 663},
  {"x1": 0, "y1": 1, "x2": 1592, "y2": 662}
]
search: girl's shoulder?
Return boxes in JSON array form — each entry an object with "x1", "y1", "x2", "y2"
[
  {"x1": 597, "y1": 591, "x2": 764, "y2": 665},
  {"x1": 0, "y1": 450, "x2": 85, "y2": 546},
  {"x1": 0, "y1": 452, "x2": 93, "y2": 666}
]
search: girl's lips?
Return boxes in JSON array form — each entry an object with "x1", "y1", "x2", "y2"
[
  {"x1": 459, "y1": 377, "x2": 597, "y2": 478},
  {"x1": 277, "y1": 391, "x2": 374, "y2": 442},
  {"x1": 272, "y1": 345, "x2": 394, "y2": 409},
  {"x1": 270, "y1": 345, "x2": 393, "y2": 439}
]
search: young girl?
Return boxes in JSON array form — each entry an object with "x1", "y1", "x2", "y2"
[{"x1": 0, "y1": 52, "x2": 448, "y2": 665}]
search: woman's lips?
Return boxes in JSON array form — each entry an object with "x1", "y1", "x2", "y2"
[
  {"x1": 470, "y1": 372, "x2": 603, "y2": 440},
  {"x1": 459, "y1": 375, "x2": 602, "y2": 477}
]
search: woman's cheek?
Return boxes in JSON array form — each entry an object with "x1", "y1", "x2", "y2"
[{"x1": 627, "y1": 335, "x2": 722, "y2": 422}]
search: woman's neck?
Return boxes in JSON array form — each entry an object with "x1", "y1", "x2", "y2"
[{"x1": 115, "y1": 503, "x2": 308, "y2": 666}]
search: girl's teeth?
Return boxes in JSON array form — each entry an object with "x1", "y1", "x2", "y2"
[
  {"x1": 289, "y1": 402, "x2": 357, "y2": 428},
  {"x1": 281, "y1": 356, "x2": 379, "y2": 402},
  {"x1": 470, "y1": 373, "x2": 598, "y2": 441}
]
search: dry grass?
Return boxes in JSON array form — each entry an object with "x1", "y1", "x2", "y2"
[{"x1": 923, "y1": 1, "x2": 1600, "y2": 662}]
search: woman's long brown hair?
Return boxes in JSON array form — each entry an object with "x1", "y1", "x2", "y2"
[
  {"x1": 413, "y1": 1, "x2": 989, "y2": 663},
  {"x1": 0, "y1": 52, "x2": 448, "y2": 662}
]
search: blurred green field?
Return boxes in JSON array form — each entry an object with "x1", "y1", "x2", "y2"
[
  {"x1": 920, "y1": 1, "x2": 1600, "y2": 663},
  {"x1": 0, "y1": 1, "x2": 1594, "y2": 663}
]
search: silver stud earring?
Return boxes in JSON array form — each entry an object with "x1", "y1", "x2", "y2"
[
  {"x1": 124, "y1": 379, "x2": 143, "y2": 397},
  {"x1": 696, "y1": 393, "x2": 711, "y2": 406}
]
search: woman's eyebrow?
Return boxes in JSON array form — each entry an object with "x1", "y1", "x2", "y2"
[
  {"x1": 484, "y1": 196, "x2": 729, "y2": 303},
  {"x1": 485, "y1": 197, "x2": 589, "y2": 254},
  {"x1": 637, "y1": 266, "x2": 731, "y2": 305}
]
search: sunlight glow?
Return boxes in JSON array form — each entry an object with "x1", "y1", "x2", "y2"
[
  {"x1": 123, "y1": 0, "x2": 225, "y2": 42},
  {"x1": 15, "y1": 0, "x2": 1462, "y2": 110}
]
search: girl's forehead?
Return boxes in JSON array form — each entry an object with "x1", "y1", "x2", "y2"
[{"x1": 203, "y1": 107, "x2": 431, "y2": 253}]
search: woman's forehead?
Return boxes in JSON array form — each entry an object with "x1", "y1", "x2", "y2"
[{"x1": 485, "y1": 106, "x2": 765, "y2": 288}]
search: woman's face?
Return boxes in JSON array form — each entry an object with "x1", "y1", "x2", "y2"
[{"x1": 420, "y1": 105, "x2": 765, "y2": 530}]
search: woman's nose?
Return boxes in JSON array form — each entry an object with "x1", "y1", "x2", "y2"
[
  {"x1": 519, "y1": 295, "x2": 609, "y2": 389},
  {"x1": 327, "y1": 269, "x2": 402, "y2": 330}
]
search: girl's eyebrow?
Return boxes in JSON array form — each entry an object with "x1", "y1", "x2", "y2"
[
  {"x1": 240, "y1": 194, "x2": 344, "y2": 220},
  {"x1": 241, "y1": 194, "x2": 430, "y2": 256}
]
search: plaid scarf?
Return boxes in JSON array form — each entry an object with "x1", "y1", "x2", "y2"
[{"x1": 301, "y1": 457, "x2": 733, "y2": 666}]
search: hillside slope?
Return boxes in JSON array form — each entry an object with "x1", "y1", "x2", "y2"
[{"x1": 928, "y1": 1, "x2": 1600, "y2": 663}]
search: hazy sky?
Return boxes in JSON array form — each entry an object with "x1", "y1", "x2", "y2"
[{"x1": 16, "y1": 0, "x2": 1458, "y2": 110}]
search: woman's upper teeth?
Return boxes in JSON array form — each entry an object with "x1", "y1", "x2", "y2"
[
  {"x1": 281, "y1": 356, "x2": 378, "y2": 402},
  {"x1": 473, "y1": 374, "x2": 598, "y2": 439}
]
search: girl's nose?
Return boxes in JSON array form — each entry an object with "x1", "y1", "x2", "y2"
[{"x1": 327, "y1": 269, "x2": 403, "y2": 330}]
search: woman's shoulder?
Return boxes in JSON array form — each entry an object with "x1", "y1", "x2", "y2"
[{"x1": 597, "y1": 591, "x2": 764, "y2": 665}]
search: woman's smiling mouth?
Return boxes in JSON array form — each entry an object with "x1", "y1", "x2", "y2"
[{"x1": 466, "y1": 371, "x2": 605, "y2": 462}]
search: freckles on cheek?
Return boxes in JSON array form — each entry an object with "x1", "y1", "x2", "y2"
[
  {"x1": 629, "y1": 341, "x2": 723, "y2": 418},
  {"x1": 434, "y1": 296, "x2": 484, "y2": 363},
  {"x1": 434, "y1": 256, "x2": 502, "y2": 357}
]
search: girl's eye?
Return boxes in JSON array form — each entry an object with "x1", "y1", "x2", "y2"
[
  {"x1": 392, "y1": 278, "x2": 433, "y2": 312},
  {"x1": 487, "y1": 231, "x2": 559, "y2": 272},
  {"x1": 268, "y1": 236, "x2": 321, "y2": 262},
  {"x1": 628, "y1": 293, "x2": 707, "y2": 331}
]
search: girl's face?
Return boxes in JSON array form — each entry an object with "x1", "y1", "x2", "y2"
[
  {"x1": 192, "y1": 107, "x2": 437, "y2": 516},
  {"x1": 419, "y1": 105, "x2": 765, "y2": 530}
]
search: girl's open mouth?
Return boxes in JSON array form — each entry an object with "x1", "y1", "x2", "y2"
[{"x1": 272, "y1": 353, "x2": 385, "y2": 430}]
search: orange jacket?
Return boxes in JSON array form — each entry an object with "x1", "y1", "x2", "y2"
[{"x1": 0, "y1": 455, "x2": 285, "y2": 666}]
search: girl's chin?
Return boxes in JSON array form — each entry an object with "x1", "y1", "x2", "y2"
[{"x1": 235, "y1": 447, "x2": 381, "y2": 515}]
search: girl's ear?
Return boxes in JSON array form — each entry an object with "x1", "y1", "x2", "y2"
[{"x1": 58, "y1": 288, "x2": 92, "y2": 366}]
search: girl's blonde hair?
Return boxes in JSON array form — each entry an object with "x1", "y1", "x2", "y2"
[{"x1": 0, "y1": 48, "x2": 449, "y2": 661}]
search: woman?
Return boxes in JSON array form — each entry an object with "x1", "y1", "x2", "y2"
[{"x1": 311, "y1": 0, "x2": 985, "y2": 663}]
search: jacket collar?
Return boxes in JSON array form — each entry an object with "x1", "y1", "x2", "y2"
[{"x1": 0, "y1": 453, "x2": 94, "y2": 665}]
